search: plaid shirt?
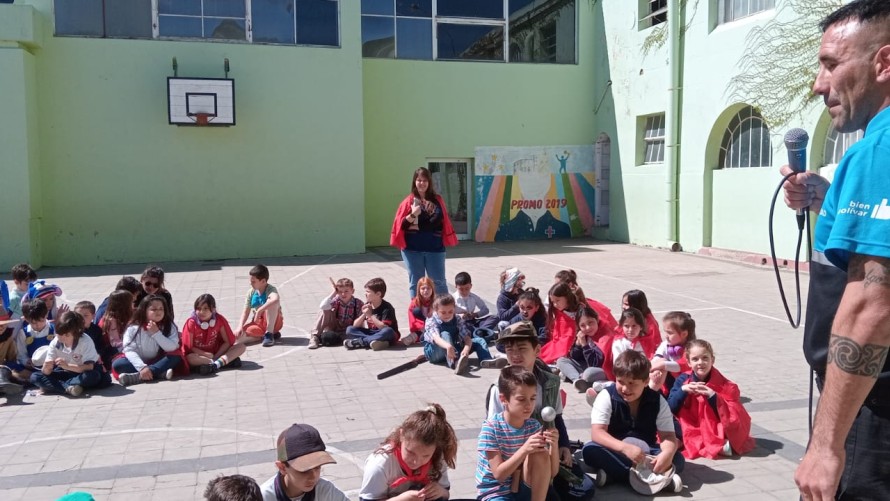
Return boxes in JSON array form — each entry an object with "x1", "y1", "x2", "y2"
[{"x1": 332, "y1": 297, "x2": 363, "y2": 325}]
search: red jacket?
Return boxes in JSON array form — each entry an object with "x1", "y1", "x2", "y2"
[
  {"x1": 407, "y1": 297, "x2": 434, "y2": 333},
  {"x1": 641, "y1": 313, "x2": 661, "y2": 359},
  {"x1": 587, "y1": 299, "x2": 617, "y2": 380},
  {"x1": 390, "y1": 194, "x2": 458, "y2": 249},
  {"x1": 540, "y1": 309, "x2": 576, "y2": 364},
  {"x1": 675, "y1": 368, "x2": 755, "y2": 459}
]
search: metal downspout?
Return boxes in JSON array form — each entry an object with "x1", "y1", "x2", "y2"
[{"x1": 666, "y1": 0, "x2": 682, "y2": 251}]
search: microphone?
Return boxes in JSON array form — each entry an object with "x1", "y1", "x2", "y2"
[{"x1": 784, "y1": 128, "x2": 809, "y2": 227}]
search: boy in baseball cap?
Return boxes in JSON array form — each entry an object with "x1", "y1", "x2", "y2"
[{"x1": 260, "y1": 423, "x2": 349, "y2": 501}]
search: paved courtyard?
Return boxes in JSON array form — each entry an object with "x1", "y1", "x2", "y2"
[{"x1": 0, "y1": 240, "x2": 812, "y2": 500}]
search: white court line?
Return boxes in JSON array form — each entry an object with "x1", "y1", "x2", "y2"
[
  {"x1": 0, "y1": 427, "x2": 274, "y2": 450},
  {"x1": 278, "y1": 256, "x2": 337, "y2": 289},
  {"x1": 496, "y1": 249, "x2": 790, "y2": 324}
]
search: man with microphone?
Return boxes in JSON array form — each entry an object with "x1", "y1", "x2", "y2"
[{"x1": 782, "y1": 1, "x2": 890, "y2": 499}]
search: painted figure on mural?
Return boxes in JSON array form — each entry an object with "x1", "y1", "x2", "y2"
[{"x1": 556, "y1": 151, "x2": 570, "y2": 174}]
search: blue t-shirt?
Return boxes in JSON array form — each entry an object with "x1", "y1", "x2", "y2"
[
  {"x1": 816, "y1": 106, "x2": 890, "y2": 270},
  {"x1": 475, "y1": 412, "x2": 541, "y2": 501}
]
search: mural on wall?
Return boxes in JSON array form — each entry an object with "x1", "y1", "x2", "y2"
[{"x1": 474, "y1": 146, "x2": 597, "y2": 242}]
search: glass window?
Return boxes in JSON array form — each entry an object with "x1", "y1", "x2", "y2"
[
  {"x1": 54, "y1": 0, "x2": 104, "y2": 37},
  {"x1": 363, "y1": 0, "x2": 394, "y2": 15},
  {"x1": 720, "y1": 0, "x2": 775, "y2": 24},
  {"x1": 252, "y1": 0, "x2": 296, "y2": 45},
  {"x1": 105, "y1": 0, "x2": 153, "y2": 38},
  {"x1": 204, "y1": 0, "x2": 247, "y2": 17},
  {"x1": 159, "y1": 0, "x2": 201, "y2": 16},
  {"x1": 397, "y1": 18, "x2": 433, "y2": 60},
  {"x1": 437, "y1": 23, "x2": 504, "y2": 61},
  {"x1": 437, "y1": 0, "x2": 503, "y2": 19},
  {"x1": 296, "y1": 0, "x2": 339, "y2": 46},
  {"x1": 205, "y1": 18, "x2": 247, "y2": 40},
  {"x1": 362, "y1": 15, "x2": 395, "y2": 58},
  {"x1": 508, "y1": 0, "x2": 575, "y2": 63},
  {"x1": 397, "y1": 0, "x2": 432, "y2": 17},
  {"x1": 641, "y1": 0, "x2": 667, "y2": 29},
  {"x1": 159, "y1": 16, "x2": 204, "y2": 38},
  {"x1": 719, "y1": 106, "x2": 772, "y2": 168},
  {"x1": 823, "y1": 126, "x2": 863, "y2": 165},
  {"x1": 643, "y1": 114, "x2": 666, "y2": 164}
]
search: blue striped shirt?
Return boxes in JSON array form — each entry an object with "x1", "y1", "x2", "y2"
[{"x1": 475, "y1": 413, "x2": 541, "y2": 501}]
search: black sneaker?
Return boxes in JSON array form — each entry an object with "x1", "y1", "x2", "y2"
[
  {"x1": 262, "y1": 332, "x2": 274, "y2": 347},
  {"x1": 226, "y1": 357, "x2": 242, "y2": 369},
  {"x1": 273, "y1": 332, "x2": 282, "y2": 340},
  {"x1": 343, "y1": 339, "x2": 364, "y2": 350},
  {"x1": 197, "y1": 364, "x2": 216, "y2": 376}
]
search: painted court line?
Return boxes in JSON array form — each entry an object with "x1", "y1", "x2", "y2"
[
  {"x1": 498, "y1": 250, "x2": 790, "y2": 324},
  {"x1": 278, "y1": 256, "x2": 337, "y2": 289}
]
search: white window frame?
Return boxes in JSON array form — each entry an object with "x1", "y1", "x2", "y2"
[
  {"x1": 718, "y1": 0, "x2": 775, "y2": 25},
  {"x1": 642, "y1": 114, "x2": 666, "y2": 165},
  {"x1": 719, "y1": 106, "x2": 772, "y2": 169},
  {"x1": 150, "y1": 0, "x2": 341, "y2": 47},
  {"x1": 640, "y1": 0, "x2": 667, "y2": 29},
  {"x1": 823, "y1": 126, "x2": 863, "y2": 166}
]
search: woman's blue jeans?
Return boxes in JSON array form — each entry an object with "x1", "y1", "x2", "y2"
[{"x1": 401, "y1": 249, "x2": 447, "y2": 298}]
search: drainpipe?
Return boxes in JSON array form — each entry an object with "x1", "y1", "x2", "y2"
[{"x1": 665, "y1": 0, "x2": 682, "y2": 252}]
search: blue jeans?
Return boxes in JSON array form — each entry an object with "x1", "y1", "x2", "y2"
[
  {"x1": 30, "y1": 367, "x2": 102, "y2": 393},
  {"x1": 112, "y1": 354, "x2": 182, "y2": 379},
  {"x1": 345, "y1": 326, "x2": 396, "y2": 347},
  {"x1": 423, "y1": 330, "x2": 492, "y2": 368},
  {"x1": 401, "y1": 249, "x2": 447, "y2": 297},
  {"x1": 581, "y1": 440, "x2": 685, "y2": 484}
]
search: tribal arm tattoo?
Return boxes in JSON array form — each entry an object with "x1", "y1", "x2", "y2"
[{"x1": 827, "y1": 334, "x2": 889, "y2": 378}]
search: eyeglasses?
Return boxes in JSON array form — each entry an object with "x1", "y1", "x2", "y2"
[{"x1": 143, "y1": 281, "x2": 160, "y2": 289}]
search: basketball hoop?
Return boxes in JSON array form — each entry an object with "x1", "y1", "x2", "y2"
[{"x1": 188, "y1": 112, "x2": 214, "y2": 126}]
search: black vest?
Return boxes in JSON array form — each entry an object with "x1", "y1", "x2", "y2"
[{"x1": 606, "y1": 385, "x2": 661, "y2": 446}]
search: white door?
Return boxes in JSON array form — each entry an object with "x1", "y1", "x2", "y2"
[{"x1": 428, "y1": 159, "x2": 472, "y2": 240}]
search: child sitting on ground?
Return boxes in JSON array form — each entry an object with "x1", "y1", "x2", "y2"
[
  {"x1": 556, "y1": 305, "x2": 608, "y2": 393},
  {"x1": 181, "y1": 294, "x2": 245, "y2": 375},
  {"x1": 486, "y1": 321, "x2": 573, "y2": 466},
  {"x1": 422, "y1": 294, "x2": 494, "y2": 375},
  {"x1": 260, "y1": 423, "x2": 348, "y2": 501},
  {"x1": 13, "y1": 300, "x2": 54, "y2": 380},
  {"x1": 453, "y1": 271, "x2": 492, "y2": 338},
  {"x1": 344, "y1": 278, "x2": 399, "y2": 351},
  {"x1": 583, "y1": 350, "x2": 684, "y2": 492},
  {"x1": 30, "y1": 311, "x2": 102, "y2": 397},
  {"x1": 621, "y1": 290, "x2": 660, "y2": 358},
  {"x1": 135, "y1": 266, "x2": 175, "y2": 320},
  {"x1": 668, "y1": 339, "x2": 755, "y2": 459},
  {"x1": 359, "y1": 403, "x2": 457, "y2": 501},
  {"x1": 204, "y1": 475, "x2": 261, "y2": 501},
  {"x1": 99, "y1": 290, "x2": 134, "y2": 368},
  {"x1": 310, "y1": 277, "x2": 364, "y2": 349},
  {"x1": 480, "y1": 267, "x2": 525, "y2": 333},
  {"x1": 477, "y1": 365, "x2": 559, "y2": 501},
  {"x1": 554, "y1": 269, "x2": 618, "y2": 335},
  {"x1": 113, "y1": 294, "x2": 183, "y2": 387},
  {"x1": 235, "y1": 264, "x2": 284, "y2": 348},
  {"x1": 74, "y1": 301, "x2": 106, "y2": 363},
  {"x1": 507, "y1": 288, "x2": 548, "y2": 345},
  {"x1": 405, "y1": 277, "x2": 436, "y2": 346},
  {"x1": 25, "y1": 280, "x2": 68, "y2": 323},
  {"x1": 540, "y1": 282, "x2": 582, "y2": 365},
  {"x1": 8, "y1": 263, "x2": 37, "y2": 319},
  {"x1": 611, "y1": 308, "x2": 647, "y2": 362},
  {"x1": 649, "y1": 312, "x2": 694, "y2": 394}
]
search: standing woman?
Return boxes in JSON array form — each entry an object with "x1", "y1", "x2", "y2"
[{"x1": 391, "y1": 167, "x2": 457, "y2": 298}]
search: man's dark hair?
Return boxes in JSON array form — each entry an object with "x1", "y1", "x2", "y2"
[
  {"x1": 613, "y1": 350, "x2": 651, "y2": 381},
  {"x1": 498, "y1": 365, "x2": 538, "y2": 399},
  {"x1": 204, "y1": 474, "x2": 262, "y2": 501},
  {"x1": 821, "y1": 0, "x2": 890, "y2": 32}
]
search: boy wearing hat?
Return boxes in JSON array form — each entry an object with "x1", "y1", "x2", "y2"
[
  {"x1": 260, "y1": 423, "x2": 349, "y2": 501},
  {"x1": 485, "y1": 321, "x2": 573, "y2": 466}
]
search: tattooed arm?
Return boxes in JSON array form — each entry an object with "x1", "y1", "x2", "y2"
[{"x1": 796, "y1": 254, "x2": 890, "y2": 499}]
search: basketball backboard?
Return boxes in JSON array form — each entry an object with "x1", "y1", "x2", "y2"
[{"x1": 167, "y1": 77, "x2": 235, "y2": 126}]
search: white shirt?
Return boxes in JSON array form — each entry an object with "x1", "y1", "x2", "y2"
[
  {"x1": 47, "y1": 335, "x2": 99, "y2": 365},
  {"x1": 611, "y1": 337, "x2": 645, "y2": 361},
  {"x1": 260, "y1": 476, "x2": 348, "y2": 501},
  {"x1": 453, "y1": 292, "x2": 490, "y2": 317},
  {"x1": 590, "y1": 390, "x2": 675, "y2": 433},
  {"x1": 360, "y1": 447, "x2": 450, "y2": 501}
]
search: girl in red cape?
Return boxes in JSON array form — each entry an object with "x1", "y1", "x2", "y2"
[
  {"x1": 668, "y1": 339, "x2": 755, "y2": 459},
  {"x1": 553, "y1": 270, "x2": 618, "y2": 376},
  {"x1": 390, "y1": 167, "x2": 458, "y2": 300},
  {"x1": 620, "y1": 289, "x2": 660, "y2": 358},
  {"x1": 540, "y1": 281, "x2": 581, "y2": 364}
]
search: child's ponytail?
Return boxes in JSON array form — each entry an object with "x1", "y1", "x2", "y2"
[{"x1": 377, "y1": 403, "x2": 457, "y2": 478}]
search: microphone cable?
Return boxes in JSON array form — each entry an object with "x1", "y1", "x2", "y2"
[
  {"x1": 767, "y1": 171, "x2": 811, "y2": 328},
  {"x1": 767, "y1": 170, "x2": 816, "y2": 438}
]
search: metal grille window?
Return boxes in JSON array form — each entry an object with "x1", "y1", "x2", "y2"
[
  {"x1": 719, "y1": 107, "x2": 772, "y2": 168},
  {"x1": 823, "y1": 126, "x2": 863, "y2": 165},
  {"x1": 53, "y1": 0, "x2": 340, "y2": 47},
  {"x1": 361, "y1": 0, "x2": 576, "y2": 63},
  {"x1": 643, "y1": 114, "x2": 666, "y2": 164},
  {"x1": 719, "y1": 0, "x2": 775, "y2": 24},
  {"x1": 641, "y1": 0, "x2": 667, "y2": 29}
]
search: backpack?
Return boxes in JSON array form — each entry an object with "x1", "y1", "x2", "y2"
[{"x1": 552, "y1": 462, "x2": 596, "y2": 501}]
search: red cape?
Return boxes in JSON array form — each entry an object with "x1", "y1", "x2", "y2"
[
  {"x1": 586, "y1": 299, "x2": 618, "y2": 380},
  {"x1": 407, "y1": 297, "x2": 433, "y2": 333},
  {"x1": 540, "y1": 309, "x2": 576, "y2": 364},
  {"x1": 676, "y1": 368, "x2": 755, "y2": 459},
  {"x1": 641, "y1": 313, "x2": 661, "y2": 359},
  {"x1": 390, "y1": 194, "x2": 458, "y2": 249}
]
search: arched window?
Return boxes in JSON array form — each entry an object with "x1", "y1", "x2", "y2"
[
  {"x1": 719, "y1": 106, "x2": 772, "y2": 168},
  {"x1": 823, "y1": 125, "x2": 863, "y2": 165}
]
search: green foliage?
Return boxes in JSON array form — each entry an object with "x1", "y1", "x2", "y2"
[
  {"x1": 641, "y1": 0, "x2": 699, "y2": 56},
  {"x1": 727, "y1": 0, "x2": 843, "y2": 128}
]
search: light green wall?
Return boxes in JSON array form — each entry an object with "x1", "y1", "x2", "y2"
[
  {"x1": 597, "y1": 2, "x2": 826, "y2": 257},
  {"x1": 362, "y1": 3, "x2": 599, "y2": 247},
  {"x1": 0, "y1": 5, "x2": 43, "y2": 270},
  {"x1": 4, "y1": 1, "x2": 366, "y2": 267}
]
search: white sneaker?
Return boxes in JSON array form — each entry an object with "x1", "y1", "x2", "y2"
[
  {"x1": 455, "y1": 354, "x2": 470, "y2": 375},
  {"x1": 480, "y1": 357, "x2": 508, "y2": 369},
  {"x1": 720, "y1": 440, "x2": 733, "y2": 457},
  {"x1": 595, "y1": 468, "x2": 607, "y2": 488},
  {"x1": 671, "y1": 473, "x2": 683, "y2": 492},
  {"x1": 164, "y1": 368, "x2": 174, "y2": 380},
  {"x1": 401, "y1": 332, "x2": 418, "y2": 346}
]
